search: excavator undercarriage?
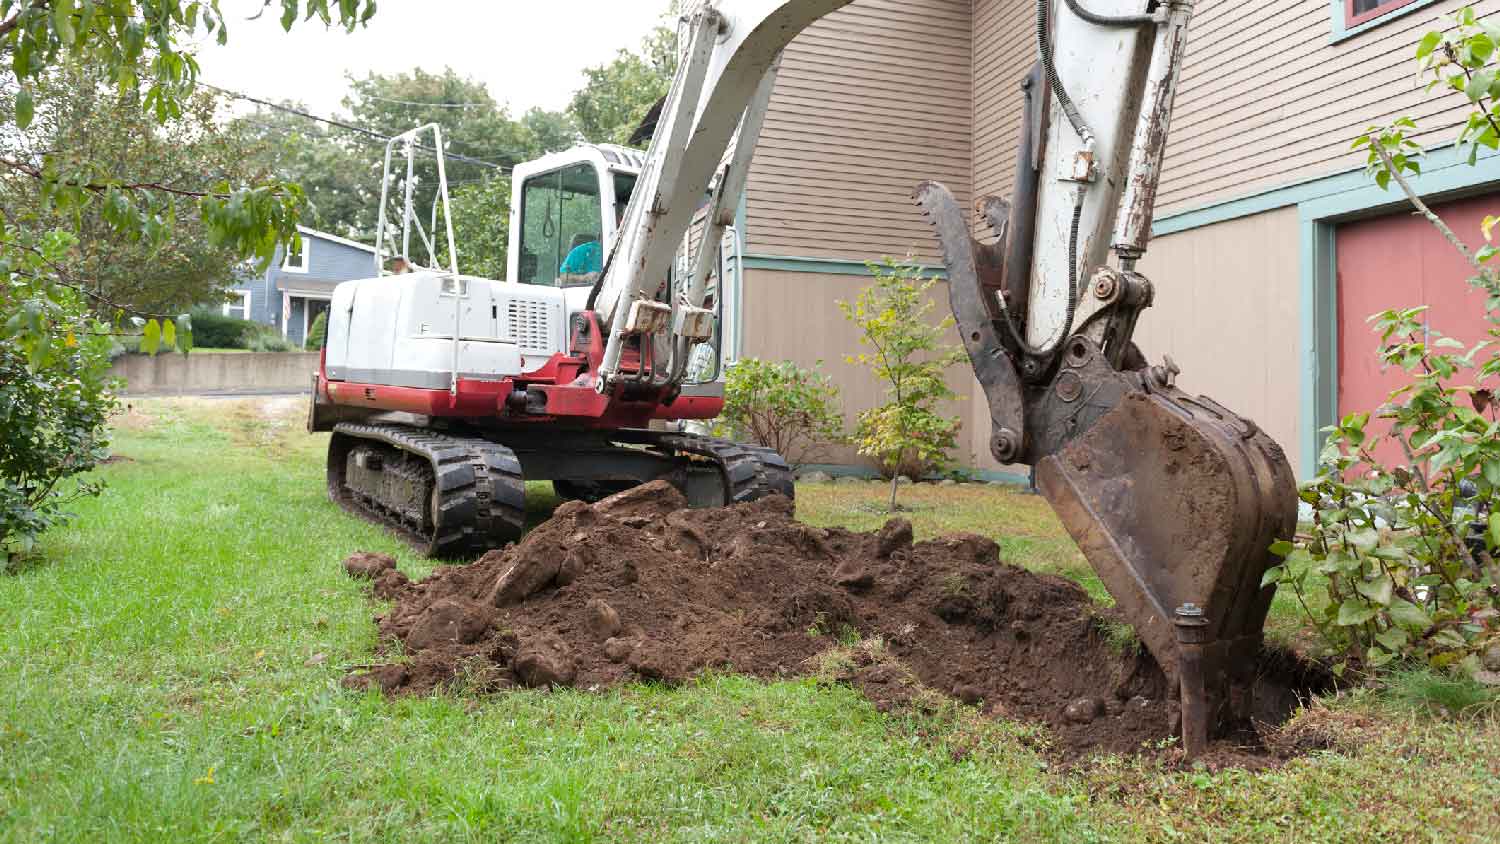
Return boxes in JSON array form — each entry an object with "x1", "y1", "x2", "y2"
[{"x1": 324, "y1": 420, "x2": 793, "y2": 559}]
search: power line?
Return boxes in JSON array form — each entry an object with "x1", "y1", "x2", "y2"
[
  {"x1": 359, "y1": 93, "x2": 490, "y2": 109},
  {"x1": 201, "y1": 82, "x2": 515, "y2": 173}
]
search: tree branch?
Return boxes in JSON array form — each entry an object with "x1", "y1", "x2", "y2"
[
  {"x1": 0, "y1": 156, "x2": 232, "y2": 199},
  {"x1": 0, "y1": 1, "x2": 49, "y2": 43},
  {"x1": 8, "y1": 248, "x2": 176, "y2": 321},
  {"x1": 1372, "y1": 142, "x2": 1486, "y2": 275}
]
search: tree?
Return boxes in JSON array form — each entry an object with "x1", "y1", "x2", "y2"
[
  {"x1": 1274, "y1": 7, "x2": 1500, "y2": 678},
  {"x1": 3, "y1": 60, "x2": 274, "y2": 315},
  {"x1": 0, "y1": 0, "x2": 376, "y2": 555},
  {"x1": 568, "y1": 7, "x2": 679, "y2": 146},
  {"x1": 840, "y1": 260, "x2": 965, "y2": 511},
  {"x1": 446, "y1": 174, "x2": 511, "y2": 280},
  {"x1": 717, "y1": 358, "x2": 845, "y2": 469},
  {"x1": 231, "y1": 102, "x2": 381, "y2": 240}
]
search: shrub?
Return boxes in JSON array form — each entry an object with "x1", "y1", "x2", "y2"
[
  {"x1": 716, "y1": 358, "x2": 844, "y2": 469},
  {"x1": 1271, "y1": 9, "x2": 1500, "y2": 679},
  {"x1": 188, "y1": 307, "x2": 256, "y2": 349},
  {"x1": 840, "y1": 259, "x2": 964, "y2": 510},
  {"x1": 247, "y1": 329, "x2": 297, "y2": 353},
  {"x1": 305, "y1": 310, "x2": 328, "y2": 351},
  {"x1": 0, "y1": 330, "x2": 116, "y2": 559}
]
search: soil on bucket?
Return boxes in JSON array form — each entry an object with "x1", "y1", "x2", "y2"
[{"x1": 343, "y1": 481, "x2": 1325, "y2": 761}]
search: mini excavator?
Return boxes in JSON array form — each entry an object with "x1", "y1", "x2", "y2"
[{"x1": 309, "y1": 0, "x2": 1295, "y2": 749}]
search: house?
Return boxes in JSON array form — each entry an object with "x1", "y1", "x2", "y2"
[
  {"x1": 735, "y1": 0, "x2": 1497, "y2": 478},
  {"x1": 226, "y1": 226, "x2": 380, "y2": 347}
]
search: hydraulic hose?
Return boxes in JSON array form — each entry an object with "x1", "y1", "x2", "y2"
[
  {"x1": 1064, "y1": 0, "x2": 1157, "y2": 28},
  {"x1": 1036, "y1": 0, "x2": 1094, "y2": 150}
]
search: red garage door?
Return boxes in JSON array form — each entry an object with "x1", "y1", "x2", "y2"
[{"x1": 1337, "y1": 193, "x2": 1498, "y2": 465}]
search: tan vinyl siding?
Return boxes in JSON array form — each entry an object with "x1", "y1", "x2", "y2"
[
  {"x1": 1133, "y1": 206, "x2": 1303, "y2": 470},
  {"x1": 747, "y1": 0, "x2": 974, "y2": 263},
  {"x1": 739, "y1": 268, "x2": 972, "y2": 467},
  {"x1": 1157, "y1": 0, "x2": 1500, "y2": 217},
  {"x1": 972, "y1": 0, "x2": 1040, "y2": 231}
]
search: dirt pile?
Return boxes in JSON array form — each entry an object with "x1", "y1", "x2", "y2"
[{"x1": 343, "y1": 481, "x2": 1305, "y2": 759}]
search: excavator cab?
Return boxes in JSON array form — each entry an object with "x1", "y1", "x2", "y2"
[{"x1": 508, "y1": 147, "x2": 643, "y2": 289}]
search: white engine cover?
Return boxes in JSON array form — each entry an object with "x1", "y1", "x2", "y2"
[{"x1": 325, "y1": 271, "x2": 569, "y2": 389}]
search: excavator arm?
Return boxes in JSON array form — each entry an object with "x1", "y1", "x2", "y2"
[{"x1": 592, "y1": 0, "x2": 1296, "y2": 751}]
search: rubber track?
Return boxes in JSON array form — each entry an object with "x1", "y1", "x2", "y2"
[
  {"x1": 629, "y1": 432, "x2": 795, "y2": 506},
  {"x1": 330, "y1": 423, "x2": 526, "y2": 558}
]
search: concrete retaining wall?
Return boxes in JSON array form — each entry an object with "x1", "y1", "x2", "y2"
[{"x1": 110, "y1": 352, "x2": 319, "y2": 395}]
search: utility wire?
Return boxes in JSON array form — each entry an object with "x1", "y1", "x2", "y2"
[
  {"x1": 360, "y1": 93, "x2": 490, "y2": 109},
  {"x1": 200, "y1": 82, "x2": 515, "y2": 173}
]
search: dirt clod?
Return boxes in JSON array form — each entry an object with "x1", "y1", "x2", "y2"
[
  {"x1": 1064, "y1": 697, "x2": 1105, "y2": 724},
  {"x1": 514, "y1": 634, "x2": 576, "y2": 688},
  {"x1": 486, "y1": 551, "x2": 562, "y2": 607},
  {"x1": 343, "y1": 552, "x2": 397, "y2": 580},
  {"x1": 347, "y1": 488, "x2": 1324, "y2": 761},
  {"x1": 406, "y1": 598, "x2": 492, "y2": 651},
  {"x1": 585, "y1": 599, "x2": 623, "y2": 640},
  {"x1": 876, "y1": 518, "x2": 913, "y2": 558}
]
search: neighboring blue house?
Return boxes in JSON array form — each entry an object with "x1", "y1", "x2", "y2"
[{"x1": 226, "y1": 226, "x2": 379, "y2": 347}]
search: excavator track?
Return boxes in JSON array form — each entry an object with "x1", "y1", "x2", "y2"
[
  {"x1": 328, "y1": 423, "x2": 526, "y2": 558},
  {"x1": 618, "y1": 430, "x2": 792, "y2": 506}
]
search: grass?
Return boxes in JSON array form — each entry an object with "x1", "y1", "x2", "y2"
[{"x1": 2, "y1": 397, "x2": 1498, "y2": 842}]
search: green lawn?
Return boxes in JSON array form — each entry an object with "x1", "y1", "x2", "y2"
[{"x1": 2, "y1": 398, "x2": 1497, "y2": 842}]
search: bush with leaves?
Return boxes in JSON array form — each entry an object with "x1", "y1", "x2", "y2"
[
  {"x1": 840, "y1": 259, "x2": 964, "y2": 509},
  {"x1": 0, "y1": 298, "x2": 116, "y2": 560},
  {"x1": 183, "y1": 308, "x2": 253, "y2": 349},
  {"x1": 716, "y1": 358, "x2": 844, "y2": 469},
  {"x1": 1272, "y1": 7, "x2": 1500, "y2": 679},
  {"x1": 305, "y1": 310, "x2": 328, "y2": 351},
  {"x1": 247, "y1": 328, "x2": 297, "y2": 353}
]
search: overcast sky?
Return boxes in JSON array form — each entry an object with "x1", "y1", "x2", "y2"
[{"x1": 196, "y1": 1, "x2": 669, "y2": 118}]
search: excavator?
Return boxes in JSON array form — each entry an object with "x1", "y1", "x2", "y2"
[{"x1": 308, "y1": 0, "x2": 1295, "y2": 750}]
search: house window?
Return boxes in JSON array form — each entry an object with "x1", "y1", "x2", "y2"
[
  {"x1": 1345, "y1": 0, "x2": 1419, "y2": 27},
  {"x1": 283, "y1": 235, "x2": 309, "y2": 273},
  {"x1": 222, "y1": 290, "x2": 251, "y2": 320}
]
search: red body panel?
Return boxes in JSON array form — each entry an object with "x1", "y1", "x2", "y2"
[{"x1": 319, "y1": 310, "x2": 724, "y2": 428}]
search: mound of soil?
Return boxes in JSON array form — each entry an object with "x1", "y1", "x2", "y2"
[{"x1": 344, "y1": 481, "x2": 1313, "y2": 760}]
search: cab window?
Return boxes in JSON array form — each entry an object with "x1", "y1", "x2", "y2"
[{"x1": 519, "y1": 163, "x2": 604, "y2": 287}]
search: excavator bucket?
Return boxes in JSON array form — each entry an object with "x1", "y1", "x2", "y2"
[
  {"x1": 916, "y1": 173, "x2": 1298, "y2": 743},
  {"x1": 1037, "y1": 390, "x2": 1298, "y2": 730}
]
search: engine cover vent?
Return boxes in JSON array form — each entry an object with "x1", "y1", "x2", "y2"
[{"x1": 502, "y1": 298, "x2": 558, "y2": 354}]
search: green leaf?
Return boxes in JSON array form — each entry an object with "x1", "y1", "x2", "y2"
[
  {"x1": 1375, "y1": 626, "x2": 1409, "y2": 651},
  {"x1": 1260, "y1": 565, "x2": 1284, "y2": 588},
  {"x1": 1375, "y1": 169, "x2": 1391, "y2": 191},
  {"x1": 1389, "y1": 598, "x2": 1433, "y2": 631},
  {"x1": 176, "y1": 315, "x2": 193, "y2": 354},
  {"x1": 142, "y1": 319, "x2": 160, "y2": 356},
  {"x1": 15, "y1": 86, "x2": 33, "y2": 130},
  {"x1": 1356, "y1": 575, "x2": 1394, "y2": 606},
  {"x1": 1433, "y1": 629, "x2": 1469, "y2": 649},
  {"x1": 1337, "y1": 599, "x2": 1378, "y2": 627},
  {"x1": 1269, "y1": 540, "x2": 1294, "y2": 557},
  {"x1": 1347, "y1": 527, "x2": 1379, "y2": 552},
  {"x1": 1417, "y1": 30, "x2": 1443, "y2": 60}
]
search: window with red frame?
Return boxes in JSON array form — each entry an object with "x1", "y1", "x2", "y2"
[{"x1": 1346, "y1": 0, "x2": 1420, "y2": 27}]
